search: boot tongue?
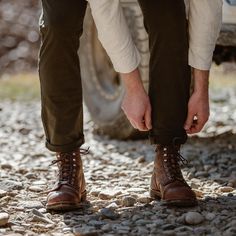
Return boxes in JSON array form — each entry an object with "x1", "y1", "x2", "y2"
[
  {"x1": 161, "y1": 145, "x2": 187, "y2": 184},
  {"x1": 155, "y1": 144, "x2": 180, "y2": 154},
  {"x1": 53, "y1": 152, "x2": 78, "y2": 185},
  {"x1": 60, "y1": 156, "x2": 72, "y2": 182}
]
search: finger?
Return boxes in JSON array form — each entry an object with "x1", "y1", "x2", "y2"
[
  {"x1": 132, "y1": 115, "x2": 148, "y2": 131},
  {"x1": 144, "y1": 105, "x2": 152, "y2": 130},
  {"x1": 136, "y1": 118, "x2": 148, "y2": 131},
  {"x1": 187, "y1": 114, "x2": 208, "y2": 134},
  {"x1": 129, "y1": 118, "x2": 138, "y2": 129},
  {"x1": 184, "y1": 110, "x2": 195, "y2": 131},
  {"x1": 191, "y1": 115, "x2": 208, "y2": 133}
]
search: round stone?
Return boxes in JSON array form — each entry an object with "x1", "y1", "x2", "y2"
[
  {"x1": 185, "y1": 212, "x2": 204, "y2": 225},
  {"x1": 205, "y1": 213, "x2": 216, "y2": 221},
  {"x1": 122, "y1": 196, "x2": 136, "y2": 207},
  {"x1": 0, "y1": 213, "x2": 9, "y2": 226}
]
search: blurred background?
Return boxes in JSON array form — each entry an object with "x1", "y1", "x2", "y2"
[
  {"x1": 0, "y1": 0, "x2": 235, "y2": 138},
  {"x1": 0, "y1": 0, "x2": 40, "y2": 75},
  {"x1": 0, "y1": 1, "x2": 236, "y2": 235}
]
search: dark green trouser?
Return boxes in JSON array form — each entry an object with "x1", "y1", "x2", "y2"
[
  {"x1": 138, "y1": 0, "x2": 191, "y2": 145},
  {"x1": 38, "y1": 0, "x2": 191, "y2": 152}
]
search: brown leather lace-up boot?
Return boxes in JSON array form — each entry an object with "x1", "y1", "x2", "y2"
[
  {"x1": 46, "y1": 148, "x2": 88, "y2": 211},
  {"x1": 150, "y1": 145, "x2": 197, "y2": 207}
]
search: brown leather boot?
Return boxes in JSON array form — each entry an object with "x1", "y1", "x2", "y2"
[
  {"x1": 46, "y1": 148, "x2": 88, "y2": 211},
  {"x1": 150, "y1": 144, "x2": 197, "y2": 207}
]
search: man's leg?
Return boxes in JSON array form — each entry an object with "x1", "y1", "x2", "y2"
[
  {"x1": 138, "y1": 0, "x2": 191, "y2": 144},
  {"x1": 39, "y1": 0, "x2": 87, "y2": 153},
  {"x1": 38, "y1": 0, "x2": 88, "y2": 211},
  {"x1": 138, "y1": 0, "x2": 197, "y2": 206}
]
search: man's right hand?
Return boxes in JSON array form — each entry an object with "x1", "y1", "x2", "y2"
[{"x1": 121, "y1": 69, "x2": 152, "y2": 131}]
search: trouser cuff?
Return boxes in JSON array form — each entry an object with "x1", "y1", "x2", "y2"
[
  {"x1": 149, "y1": 132, "x2": 187, "y2": 146},
  {"x1": 45, "y1": 136, "x2": 85, "y2": 153}
]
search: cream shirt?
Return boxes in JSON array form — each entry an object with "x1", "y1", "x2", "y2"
[{"x1": 87, "y1": 0, "x2": 223, "y2": 73}]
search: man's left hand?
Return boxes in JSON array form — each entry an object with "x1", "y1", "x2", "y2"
[
  {"x1": 184, "y1": 68, "x2": 210, "y2": 134},
  {"x1": 184, "y1": 91, "x2": 209, "y2": 134}
]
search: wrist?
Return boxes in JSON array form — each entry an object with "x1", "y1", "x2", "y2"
[
  {"x1": 193, "y1": 68, "x2": 209, "y2": 94},
  {"x1": 121, "y1": 69, "x2": 145, "y2": 92}
]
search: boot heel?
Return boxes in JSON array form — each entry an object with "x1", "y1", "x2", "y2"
[
  {"x1": 81, "y1": 191, "x2": 87, "y2": 202},
  {"x1": 150, "y1": 189, "x2": 161, "y2": 199}
]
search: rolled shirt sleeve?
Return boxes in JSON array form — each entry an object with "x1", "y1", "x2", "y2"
[
  {"x1": 187, "y1": 0, "x2": 223, "y2": 70},
  {"x1": 87, "y1": 0, "x2": 141, "y2": 73}
]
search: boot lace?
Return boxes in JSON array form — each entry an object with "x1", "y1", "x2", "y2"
[
  {"x1": 50, "y1": 147, "x2": 89, "y2": 186},
  {"x1": 158, "y1": 146, "x2": 188, "y2": 183}
]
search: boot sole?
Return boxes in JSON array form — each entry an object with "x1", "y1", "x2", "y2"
[
  {"x1": 46, "y1": 191, "x2": 87, "y2": 212},
  {"x1": 150, "y1": 189, "x2": 198, "y2": 207}
]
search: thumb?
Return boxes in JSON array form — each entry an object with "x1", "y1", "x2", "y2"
[
  {"x1": 144, "y1": 104, "x2": 152, "y2": 130},
  {"x1": 184, "y1": 110, "x2": 195, "y2": 130}
]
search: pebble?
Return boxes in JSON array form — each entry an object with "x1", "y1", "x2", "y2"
[
  {"x1": 162, "y1": 230, "x2": 175, "y2": 236},
  {"x1": 122, "y1": 196, "x2": 136, "y2": 207},
  {"x1": 0, "y1": 92, "x2": 235, "y2": 236},
  {"x1": 162, "y1": 224, "x2": 176, "y2": 230},
  {"x1": 127, "y1": 187, "x2": 146, "y2": 193},
  {"x1": 185, "y1": 212, "x2": 204, "y2": 225},
  {"x1": 100, "y1": 208, "x2": 119, "y2": 220},
  {"x1": 137, "y1": 195, "x2": 152, "y2": 204},
  {"x1": 136, "y1": 219, "x2": 152, "y2": 226},
  {"x1": 193, "y1": 189, "x2": 204, "y2": 198},
  {"x1": 29, "y1": 209, "x2": 54, "y2": 224},
  {"x1": 219, "y1": 186, "x2": 234, "y2": 193},
  {"x1": 205, "y1": 213, "x2": 216, "y2": 221},
  {"x1": 101, "y1": 224, "x2": 112, "y2": 232},
  {"x1": 28, "y1": 186, "x2": 43, "y2": 192},
  {"x1": 137, "y1": 227, "x2": 149, "y2": 235},
  {"x1": 73, "y1": 225, "x2": 98, "y2": 235},
  {"x1": 24, "y1": 173, "x2": 37, "y2": 179},
  {"x1": 106, "y1": 202, "x2": 119, "y2": 209},
  {"x1": 0, "y1": 180, "x2": 23, "y2": 191},
  {"x1": 0, "y1": 213, "x2": 9, "y2": 226},
  {"x1": 98, "y1": 190, "x2": 122, "y2": 200},
  {"x1": 11, "y1": 226, "x2": 26, "y2": 233},
  {"x1": 0, "y1": 190, "x2": 7, "y2": 197},
  {"x1": 21, "y1": 201, "x2": 44, "y2": 209},
  {"x1": 1, "y1": 164, "x2": 13, "y2": 169},
  {"x1": 89, "y1": 189, "x2": 101, "y2": 197}
]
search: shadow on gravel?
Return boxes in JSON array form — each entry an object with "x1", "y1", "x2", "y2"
[
  {"x1": 60, "y1": 195, "x2": 236, "y2": 236},
  {"x1": 56, "y1": 133, "x2": 236, "y2": 235}
]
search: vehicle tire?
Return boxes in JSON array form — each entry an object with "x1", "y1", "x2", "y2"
[{"x1": 79, "y1": 0, "x2": 150, "y2": 140}]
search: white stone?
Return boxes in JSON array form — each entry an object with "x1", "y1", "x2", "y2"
[
  {"x1": 0, "y1": 189, "x2": 7, "y2": 197},
  {"x1": 28, "y1": 186, "x2": 43, "y2": 192},
  {"x1": 106, "y1": 202, "x2": 119, "y2": 209},
  {"x1": 21, "y1": 201, "x2": 44, "y2": 209},
  {"x1": 98, "y1": 189, "x2": 122, "y2": 200},
  {"x1": 185, "y1": 212, "x2": 204, "y2": 225},
  {"x1": 0, "y1": 213, "x2": 9, "y2": 226}
]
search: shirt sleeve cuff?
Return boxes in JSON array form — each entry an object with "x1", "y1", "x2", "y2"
[
  {"x1": 188, "y1": 46, "x2": 214, "y2": 71},
  {"x1": 111, "y1": 45, "x2": 141, "y2": 73}
]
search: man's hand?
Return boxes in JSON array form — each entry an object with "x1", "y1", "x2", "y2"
[
  {"x1": 184, "y1": 69, "x2": 210, "y2": 134},
  {"x1": 121, "y1": 69, "x2": 152, "y2": 131}
]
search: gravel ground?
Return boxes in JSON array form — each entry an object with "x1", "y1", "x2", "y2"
[{"x1": 0, "y1": 88, "x2": 236, "y2": 236}]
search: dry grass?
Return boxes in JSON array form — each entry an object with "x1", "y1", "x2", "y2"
[
  {"x1": 0, "y1": 63, "x2": 235, "y2": 101},
  {"x1": 0, "y1": 72, "x2": 40, "y2": 101}
]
